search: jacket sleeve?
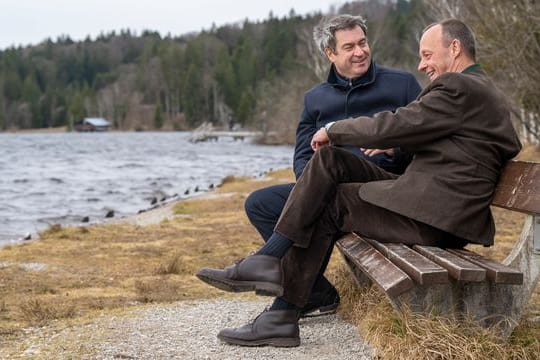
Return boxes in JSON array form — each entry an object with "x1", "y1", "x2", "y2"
[
  {"x1": 293, "y1": 103, "x2": 317, "y2": 179},
  {"x1": 329, "y1": 77, "x2": 464, "y2": 149}
]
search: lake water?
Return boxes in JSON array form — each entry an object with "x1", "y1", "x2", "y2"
[{"x1": 0, "y1": 132, "x2": 293, "y2": 246}]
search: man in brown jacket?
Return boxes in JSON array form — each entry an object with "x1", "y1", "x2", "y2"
[{"x1": 197, "y1": 19, "x2": 522, "y2": 347}]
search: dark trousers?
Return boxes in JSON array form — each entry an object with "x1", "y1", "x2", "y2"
[
  {"x1": 245, "y1": 183, "x2": 336, "y2": 294},
  {"x1": 275, "y1": 146, "x2": 467, "y2": 307}
]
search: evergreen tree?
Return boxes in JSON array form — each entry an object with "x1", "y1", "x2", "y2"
[
  {"x1": 182, "y1": 63, "x2": 206, "y2": 126},
  {"x1": 21, "y1": 75, "x2": 42, "y2": 128},
  {"x1": 67, "y1": 92, "x2": 86, "y2": 130},
  {"x1": 154, "y1": 104, "x2": 164, "y2": 129}
]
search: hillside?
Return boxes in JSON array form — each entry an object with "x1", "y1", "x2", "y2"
[{"x1": 0, "y1": 0, "x2": 423, "y2": 139}]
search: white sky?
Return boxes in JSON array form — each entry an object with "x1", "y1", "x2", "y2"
[{"x1": 0, "y1": 0, "x2": 344, "y2": 50}]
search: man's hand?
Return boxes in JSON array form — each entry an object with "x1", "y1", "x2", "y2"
[
  {"x1": 361, "y1": 148, "x2": 395, "y2": 157},
  {"x1": 311, "y1": 127, "x2": 330, "y2": 151}
]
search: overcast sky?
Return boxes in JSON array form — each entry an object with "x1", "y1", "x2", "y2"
[{"x1": 0, "y1": 0, "x2": 344, "y2": 50}]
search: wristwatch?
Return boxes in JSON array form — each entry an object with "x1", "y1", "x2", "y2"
[{"x1": 324, "y1": 121, "x2": 336, "y2": 132}]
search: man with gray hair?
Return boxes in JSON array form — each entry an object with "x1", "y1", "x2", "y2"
[{"x1": 238, "y1": 13, "x2": 420, "y2": 319}]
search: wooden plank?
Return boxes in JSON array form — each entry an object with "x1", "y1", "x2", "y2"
[
  {"x1": 366, "y1": 239, "x2": 448, "y2": 285},
  {"x1": 413, "y1": 245, "x2": 486, "y2": 282},
  {"x1": 336, "y1": 234, "x2": 414, "y2": 297},
  {"x1": 448, "y1": 248, "x2": 523, "y2": 284},
  {"x1": 492, "y1": 161, "x2": 540, "y2": 215}
]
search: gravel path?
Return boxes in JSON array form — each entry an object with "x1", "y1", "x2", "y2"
[
  {"x1": 18, "y1": 299, "x2": 373, "y2": 359},
  {"x1": 94, "y1": 299, "x2": 373, "y2": 359}
]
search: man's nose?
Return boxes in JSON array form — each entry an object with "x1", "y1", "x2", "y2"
[
  {"x1": 417, "y1": 60, "x2": 426, "y2": 72},
  {"x1": 353, "y1": 45, "x2": 363, "y2": 56}
]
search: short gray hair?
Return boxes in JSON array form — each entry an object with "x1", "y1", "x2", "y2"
[{"x1": 313, "y1": 14, "x2": 368, "y2": 55}]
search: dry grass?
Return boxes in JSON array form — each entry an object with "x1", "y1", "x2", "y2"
[{"x1": 0, "y1": 146, "x2": 539, "y2": 358}]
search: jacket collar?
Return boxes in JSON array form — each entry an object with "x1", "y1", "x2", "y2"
[{"x1": 327, "y1": 61, "x2": 377, "y2": 89}]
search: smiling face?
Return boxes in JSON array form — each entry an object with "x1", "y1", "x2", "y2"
[
  {"x1": 325, "y1": 25, "x2": 371, "y2": 80},
  {"x1": 417, "y1": 24, "x2": 454, "y2": 81}
]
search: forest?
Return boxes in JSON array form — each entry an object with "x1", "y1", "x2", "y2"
[{"x1": 0, "y1": 0, "x2": 538, "y2": 144}]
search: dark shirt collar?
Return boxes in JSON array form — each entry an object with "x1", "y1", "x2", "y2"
[
  {"x1": 328, "y1": 61, "x2": 377, "y2": 88},
  {"x1": 461, "y1": 63, "x2": 481, "y2": 74},
  {"x1": 334, "y1": 71, "x2": 350, "y2": 87}
]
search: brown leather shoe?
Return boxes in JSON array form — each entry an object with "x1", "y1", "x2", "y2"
[
  {"x1": 196, "y1": 255, "x2": 283, "y2": 296},
  {"x1": 218, "y1": 309, "x2": 300, "y2": 347}
]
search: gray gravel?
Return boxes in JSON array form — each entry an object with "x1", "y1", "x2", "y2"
[
  {"x1": 91, "y1": 299, "x2": 373, "y2": 359},
  {"x1": 12, "y1": 299, "x2": 373, "y2": 359}
]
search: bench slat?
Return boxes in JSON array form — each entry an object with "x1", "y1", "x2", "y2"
[
  {"x1": 413, "y1": 245, "x2": 486, "y2": 282},
  {"x1": 447, "y1": 248, "x2": 524, "y2": 284},
  {"x1": 365, "y1": 239, "x2": 449, "y2": 285},
  {"x1": 492, "y1": 161, "x2": 540, "y2": 215},
  {"x1": 336, "y1": 234, "x2": 414, "y2": 297}
]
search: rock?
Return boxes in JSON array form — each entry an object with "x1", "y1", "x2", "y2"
[
  {"x1": 105, "y1": 210, "x2": 115, "y2": 218},
  {"x1": 150, "y1": 197, "x2": 158, "y2": 205},
  {"x1": 81, "y1": 216, "x2": 90, "y2": 223},
  {"x1": 194, "y1": 186, "x2": 199, "y2": 192},
  {"x1": 184, "y1": 189, "x2": 190, "y2": 195},
  {"x1": 23, "y1": 233, "x2": 32, "y2": 241},
  {"x1": 209, "y1": 183, "x2": 214, "y2": 189}
]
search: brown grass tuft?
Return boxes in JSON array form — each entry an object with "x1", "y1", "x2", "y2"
[
  {"x1": 41, "y1": 223, "x2": 63, "y2": 235},
  {"x1": 219, "y1": 175, "x2": 241, "y2": 185},
  {"x1": 134, "y1": 278, "x2": 183, "y2": 303},
  {"x1": 19, "y1": 298, "x2": 77, "y2": 325},
  {"x1": 155, "y1": 253, "x2": 186, "y2": 275}
]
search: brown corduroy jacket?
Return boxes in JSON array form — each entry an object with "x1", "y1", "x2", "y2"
[{"x1": 328, "y1": 68, "x2": 522, "y2": 245}]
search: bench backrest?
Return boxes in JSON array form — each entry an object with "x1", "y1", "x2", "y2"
[{"x1": 492, "y1": 160, "x2": 540, "y2": 215}]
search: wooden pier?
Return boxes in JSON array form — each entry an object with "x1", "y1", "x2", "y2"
[{"x1": 189, "y1": 131, "x2": 264, "y2": 143}]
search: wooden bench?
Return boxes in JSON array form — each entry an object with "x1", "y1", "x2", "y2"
[{"x1": 336, "y1": 160, "x2": 540, "y2": 336}]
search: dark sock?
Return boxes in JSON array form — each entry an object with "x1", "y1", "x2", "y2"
[
  {"x1": 270, "y1": 297, "x2": 299, "y2": 311},
  {"x1": 255, "y1": 232, "x2": 293, "y2": 258}
]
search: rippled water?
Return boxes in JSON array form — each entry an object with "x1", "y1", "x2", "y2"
[{"x1": 0, "y1": 132, "x2": 293, "y2": 245}]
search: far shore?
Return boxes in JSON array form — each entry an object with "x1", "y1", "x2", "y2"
[{"x1": 2, "y1": 126, "x2": 69, "y2": 133}]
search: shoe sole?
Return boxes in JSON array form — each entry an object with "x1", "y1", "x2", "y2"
[
  {"x1": 196, "y1": 271, "x2": 283, "y2": 297},
  {"x1": 300, "y1": 302, "x2": 339, "y2": 318},
  {"x1": 218, "y1": 333, "x2": 300, "y2": 347}
]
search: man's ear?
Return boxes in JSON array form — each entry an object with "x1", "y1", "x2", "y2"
[
  {"x1": 450, "y1": 39, "x2": 461, "y2": 58},
  {"x1": 324, "y1": 47, "x2": 335, "y2": 62}
]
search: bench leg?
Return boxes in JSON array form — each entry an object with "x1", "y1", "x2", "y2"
[
  {"x1": 391, "y1": 284, "x2": 457, "y2": 316},
  {"x1": 459, "y1": 282, "x2": 522, "y2": 336},
  {"x1": 388, "y1": 281, "x2": 520, "y2": 336},
  {"x1": 498, "y1": 214, "x2": 540, "y2": 334}
]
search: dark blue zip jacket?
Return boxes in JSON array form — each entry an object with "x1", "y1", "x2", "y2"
[{"x1": 293, "y1": 62, "x2": 422, "y2": 179}]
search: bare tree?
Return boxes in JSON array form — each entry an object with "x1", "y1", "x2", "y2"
[{"x1": 297, "y1": 24, "x2": 329, "y2": 81}]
